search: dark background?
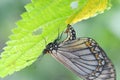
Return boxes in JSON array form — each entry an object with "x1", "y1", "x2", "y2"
[{"x1": 0, "y1": 0, "x2": 120, "y2": 80}]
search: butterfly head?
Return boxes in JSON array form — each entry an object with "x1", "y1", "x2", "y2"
[{"x1": 43, "y1": 40, "x2": 58, "y2": 55}]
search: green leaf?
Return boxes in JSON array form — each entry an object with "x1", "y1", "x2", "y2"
[
  {"x1": 66, "y1": 0, "x2": 111, "y2": 24},
  {"x1": 0, "y1": 0, "x2": 111, "y2": 78}
]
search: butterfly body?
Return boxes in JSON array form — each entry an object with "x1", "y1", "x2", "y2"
[{"x1": 43, "y1": 25, "x2": 116, "y2": 80}]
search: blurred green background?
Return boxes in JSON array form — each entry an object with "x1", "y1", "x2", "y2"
[{"x1": 0, "y1": 0, "x2": 120, "y2": 80}]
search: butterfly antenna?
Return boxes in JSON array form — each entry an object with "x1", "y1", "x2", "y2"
[
  {"x1": 42, "y1": 36, "x2": 47, "y2": 46},
  {"x1": 59, "y1": 31, "x2": 63, "y2": 40},
  {"x1": 57, "y1": 27, "x2": 60, "y2": 40},
  {"x1": 41, "y1": 36, "x2": 47, "y2": 56},
  {"x1": 58, "y1": 26, "x2": 65, "y2": 41}
]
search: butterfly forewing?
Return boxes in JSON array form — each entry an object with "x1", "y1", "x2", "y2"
[
  {"x1": 93, "y1": 56, "x2": 116, "y2": 80},
  {"x1": 43, "y1": 25, "x2": 116, "y2": 80},
  {"x1": 50, "y1": 38, "x2": 109, "y2": 80}
]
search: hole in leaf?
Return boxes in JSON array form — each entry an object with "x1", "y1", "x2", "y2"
[
  {"x1": 32, "y1": 28, "x2": 43, "y2": 35},
  {"x1": 70, "y1": 1, "x2": 78, "y2": 9}
]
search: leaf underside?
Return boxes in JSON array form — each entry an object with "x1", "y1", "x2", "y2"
[{"x1": 0, "y1": 0, "x2": 111, "y2": 78}]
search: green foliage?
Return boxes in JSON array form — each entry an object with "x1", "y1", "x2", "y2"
[{"x1": 0, "y1": 0, "x2": 111, "y2": 78}]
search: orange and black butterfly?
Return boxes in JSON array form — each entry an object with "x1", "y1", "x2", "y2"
[{"x1": 43, "y1": 24, "x2": 116, "y2": 80}]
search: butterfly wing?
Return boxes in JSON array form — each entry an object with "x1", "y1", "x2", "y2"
[
  {"x1": 94, "y1": 58, "x2": 116, "y2": 80},
  {"x1": 50, "y1": 38, "x2": 116, "y2": 80}
]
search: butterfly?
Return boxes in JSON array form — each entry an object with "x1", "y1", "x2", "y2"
[{"x1": 43, "y1": 24, "x2": 116, "y2": 80}]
